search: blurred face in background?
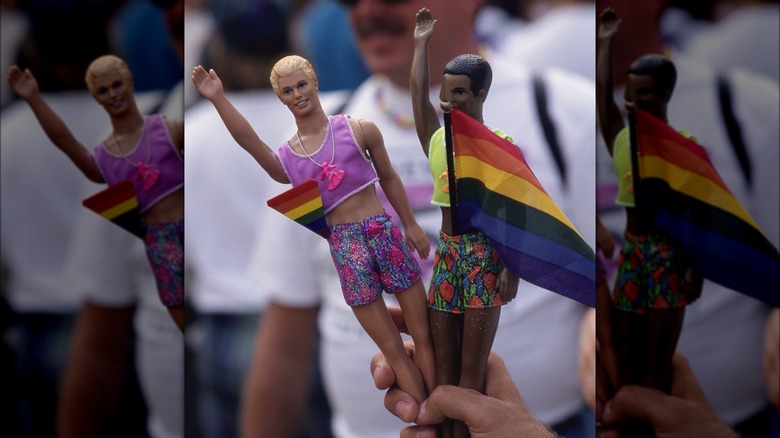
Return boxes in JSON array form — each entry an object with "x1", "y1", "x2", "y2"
[{"x1": 339, "y1": 0, "x2": 483, "y2": 86}]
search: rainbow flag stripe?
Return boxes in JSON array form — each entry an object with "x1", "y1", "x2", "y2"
[
  {"x1": 451, "y1": 109, "x2": 595, "y2": 307},
  {"x1": 82, "y1": 179, "x2": 145, "y2": 238},
  {"x1": 267, "y1": 179, "x2": 330, "y2": 239},
  {"x1": 634, "y1": 109, "x2": 780, "y2": 306}
]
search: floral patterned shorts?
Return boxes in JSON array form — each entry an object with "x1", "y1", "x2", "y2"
[
  {"x1": 428, "y1": 231, "x2": 503, "y2": 313},
  {"x1": 613, "y1": 231, "x2": 692, "y2": 312},
  {"x1": 327, "y1": 213, "x2": 422, "y2": 307},
  {"x1": 143, "y1": 219, "x2": 184, "y2": 307}
]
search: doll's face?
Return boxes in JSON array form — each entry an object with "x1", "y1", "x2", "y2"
[
  {"x1": 625, "y1": 73, "x2": 669, "y2": 118},
  {"x1": 91, "y1": 69, "x2": 134, "y2": 117},
  {"x1": 277, "y1": 69, "x2": 320, "y2": 116},
  {"x1": 441, "y1": 73, "x2": 485, "y2": 121}
]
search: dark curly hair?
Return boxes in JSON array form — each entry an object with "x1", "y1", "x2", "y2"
[
  {"x1": 443, "y1": 54, "x2": 492, "y2": 97},
  {"x1": 628, "y1": 54, "x2": 677, "y2": 95}
]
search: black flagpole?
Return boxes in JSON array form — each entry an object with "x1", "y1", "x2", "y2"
[
  {"x1": 444, "y1": 109, "x2": 459, "y2": 235},
  {"x1": 627, "y1": 103, "x2": 642, "y2": 234}
]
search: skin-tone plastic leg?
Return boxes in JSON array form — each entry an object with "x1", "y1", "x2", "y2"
[
  {"x1": 613, "y1": 306, "x2": 686, "y2": 437},
  {"x1": 395, "y1": 280, "x2": 436, "y2": 394},
  {"x1": 352, "y1": 297, "x2": 427, "y2": 403}
]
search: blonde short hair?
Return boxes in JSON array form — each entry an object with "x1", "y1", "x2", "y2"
[
  {"x1": 269, "y1": 55, "x2": 317, "y2": 96},
  {"x1": 84, "y1": 55, "x2": 133, "y2": 94}
]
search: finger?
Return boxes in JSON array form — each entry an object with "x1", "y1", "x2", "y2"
[
  {"x1": 370, "y1": 351, "x2": 396, "y2": 390},
  {"x1": 386, "y1": 306, "x2": 409, "y2": 334},
  {"x1": 416, "y1": 385, "x2": 483, "y2": 425},
  {"x1": 401, "y1": 425, "x2": 436, "y2": 438},
  {"x1": 602, "y1": 385, "x2": 678, "y2": 427},
  {"x1": 669, "y1": 353, "x2": 709, "y2": 406},
  {"x1": 384, "y1": 386, "x2": 420, "y2": 423},
  {"x1": 484, "y1": 353, "x2": 522, "y2": 403}
]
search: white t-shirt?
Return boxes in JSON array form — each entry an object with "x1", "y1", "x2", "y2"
[
  {"x1": 58, "y1": 90, "x2": 184, "y2": 438},
  {"x1": 596, "y1": 56, "x2": 779, "y2": 424},
  {"x1": 248, "y1": 58, "x2": 596, "y2": 437},
  {"x1": 683, "y1": 5, "x2": 779, "y2": 82},
  {"x1": 184, "y1": 90, "x2": 346, "y2": 314},
  {"x1": 670, "y1": 58, "x2": 779, "y2": 424},
  {"x1": 499, "y1": 4, "x2": 596, "y2": 81},
  {"x1": 0, "y1": 90, "x2": 161, "y2": 312}
]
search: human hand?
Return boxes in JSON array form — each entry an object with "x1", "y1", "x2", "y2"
[
  {"x1": 405, "y1": 223, "x2": 431, "y2": 260},
  {"x1": 497, "y1": 268, "x2": 519, "y2": 304},
  {"x1": 598, "y1": 8, "x2": 621, "y2": 42},
  {"x1": 7, "y1": 65, "x2": 40, "y2": 100},
  {"x1": 599, "y1": 353, "x2": 738, "y2": 438},
  {"x1": 372, "y1": 350, "x2": 555, "y2": 437},
  {"x1": 764, "y1": 307, "x2": 779, "y2": 409},
  {"x1": 414, "y1": 8, "x2": 436, "y2": 45},
  {"x1": 191, "y1": 65, "x2": 224, "y2": 101},
  {"x1": 579, "y1": 308, "x2": 597, "y2": 411}
]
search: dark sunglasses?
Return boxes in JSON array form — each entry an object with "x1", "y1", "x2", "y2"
[{"x1": 338, "y1": 0, "x2": 411, "y2": 8}]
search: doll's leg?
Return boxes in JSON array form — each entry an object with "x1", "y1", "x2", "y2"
[
  {"x1": 351, "y1": 298, "x2": 427, "y2": 403},
  {"x1": 428, "y1": 308, "x2": 462, "y2": 438},
  {"x1": 167, "y1": 305, "x2": 185, "y2": 331},
  {"x1": 459, "y1": 307, "x2": 501, "y2": 393},
  {"x1": 395, "y1": 280, "x2": 436, "y2": 394},
  {"x1": 429, "y1": 309, "x2": 462, "y2": 387}
]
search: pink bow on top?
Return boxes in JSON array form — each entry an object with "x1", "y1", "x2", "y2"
[
  {"x1": 136, "y1": 162, "x2": 160, "y2": 190},
  {"x1": 320, "y1": 162, "x2": 344, "y2": 190}
]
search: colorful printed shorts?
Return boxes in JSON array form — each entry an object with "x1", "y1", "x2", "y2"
[
  {"x1": 428, "y1": 231, "x2": 503, "y2": 313},
  {"x1": 143, "y1": 219, "x2": 184, "y2": 307},
  {"x1": 613, "y1": 231, "x2": 693, "y2": 312},
  {"x1": 327, "y1": 213, "x2": 422, "y2": 307}
]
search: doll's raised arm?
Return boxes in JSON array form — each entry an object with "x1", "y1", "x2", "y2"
[
  {"x1": 7, "y1": 65, "x2": 104, "y2": 183},
  {"x1": 191, "y1": 65, "x2": 289, "y2": 184},
  {"x1": 356, "y1": 118, "x2": 430, "y2": 260},
  {"x1": 596, "y1": 8, "x2": 625, "y2": 157},
  {"x1": 411, "y1": 8, "x2": 441, "y2": 157}
]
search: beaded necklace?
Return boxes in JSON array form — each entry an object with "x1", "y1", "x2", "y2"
[{"x1": 295, "y1": 116, "x2": 344, "y2": 190}]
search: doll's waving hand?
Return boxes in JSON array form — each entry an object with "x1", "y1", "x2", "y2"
[
  {"x1": 598, "y1": 8, "x2": 621, "y2": 42},
  {"x1": 7, "y1": 65, "x2": 39, "y2": 100},
  {"x1": 191, "y1": 65, "x2": 225, "y2": 102}
]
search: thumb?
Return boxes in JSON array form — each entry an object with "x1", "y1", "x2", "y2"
[
  {"x1": 416, "y1": 385, "x2": 490, "y2": 426},
  {"x1": 602, "y1": 385, "x2": 677, "y2": 428}
]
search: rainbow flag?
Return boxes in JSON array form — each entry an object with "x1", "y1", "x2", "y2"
[
  {"x1": 82, "y1": 179, "x2": 145, "y2": 239},
  {"x1": 450, "y1": 109, "x2": 595, "y2": 307},
  {"x1": 633, "y1": 108, "x2": 780, "y2": 306},
  {"x1": 267, "y1": 179, "x2": 330, "y2": 239}
]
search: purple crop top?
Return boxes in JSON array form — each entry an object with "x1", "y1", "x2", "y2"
[
  {"x1": 93, "y1": 114, "x2": 184, "y2": 213},
  {"x1": 277, "y1": 114, "x2": 379, "y2": 214}
]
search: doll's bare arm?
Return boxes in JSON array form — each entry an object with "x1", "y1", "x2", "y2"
[
  {"x1": 497, "y1": 268, "x2": 519, "y2": 304},
  {"x1": 596, "y1": 8, "x2": 625, "y2": 156},
  {"x1": 7, "y1": 65, "x2": 104, "y2": 183},
  {"x1": 358, "y1": 119, "x2": 430, "y2": 259},
  {"x1": 191, "y1": 65, "x2": 289, "y2": 183},
  {"x1": 164, "y1": 117, "x2": 184, "y2": 155},
  {"x1": 411, "y1": 8, "x2": 441, "y2": 157}
]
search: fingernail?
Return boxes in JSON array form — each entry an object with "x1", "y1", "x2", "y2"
[
  {"x1": 396, "y1": 400, "x2": 412, "y2": 422},
  {"x1": 602, "y1": 400, "x2": 612, "y2": 422},
  {"x1": 415, "y1": 427, "x2": 435, "y2": 438}
]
